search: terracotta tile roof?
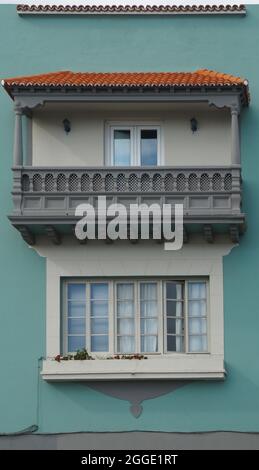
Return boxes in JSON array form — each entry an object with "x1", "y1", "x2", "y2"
[
  {"x1": 2, "y1": 69, "x2": 248, "y2": 88},
  {"x1": 17, "y1": 4, "x2": 246, "y2": 15}
]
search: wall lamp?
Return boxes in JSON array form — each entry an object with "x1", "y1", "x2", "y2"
[
  {"x1": 190, "y1": 117, "x2": 198, "y2": 133},
  {"x1": 63, "y1": 118, "x2": 71, "y2": 134}
]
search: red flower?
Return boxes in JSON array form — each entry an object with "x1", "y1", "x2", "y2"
[{"x1": 54, "y1": 354, "x2": 61, "y2": 363}]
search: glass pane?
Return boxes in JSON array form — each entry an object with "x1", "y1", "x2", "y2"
[
  {"x1": 68, "y1": 318, "x2": 85, "y2": 335},
  {"x1": 140, "y1": 300, "x2": 157, "y2": 317},
  {"x1": 90, "y1": 283, "x2": 108, "y2": 300},
  {"x1": 67, "y1": 283, "x2": 85, "y2": 301},
  {"x1": 166, "y1": 282, "x2": 183, "y2": 300},
  {"x1": 188, "y1": 300, "x2": 206, "y2": 317},
  {"x1": 117, "y1": 318, "x2": 135, "y2": 335},
  {"x1": 68, "y1": 335, "x2": 85, "y2": 352},
  {"x1": 166, "y1": 300, "x2": 183, "y2": 317},
  {"x1": 114, "y1": 129, "x2": 131, "y2": 166},
  {"x1": 91, "y1": 335, "x2": 108, "y2": 352},
  {"x1": 141, "y1": 129, "x2": 157, "y2": 166},
  {"x1": 117, "y1": 301, "x2": 134, "y2": 317},
  {"x1": 189, "y1": 335, "x2": 207, "y2": 352},
  {"x1": 117, "y1": 336, "x2": 135, "y2": 354},
  {"x1": 141, "y1": 335, "x2": 158, "y2": 353},
  {"x1": 167, "y1": 335, "x2": 183, "y2": 352},
  {"x1": 188, "y1": 282, "x2": 206, "y2": 300},
  {"x1": 140, "y1": 283, "x2": 157, "y2": 300},
  {"x1": 91, "y1": 300, "x2": 108, "y2": 317},
  {"x1": 91, "y1": 318, "x2": 108, "y2": 334},
  {"x1": 68, "y1": 301, "x2": 85, "y2": 317},
  {"x1": 141, "y1": 318, "x2": 158, "y2": 335},
  {"x1": 167, "y1": 318, "x2": 183, "y2": 335},
  {"x1": 188, "y1": 318, "x2": 207, "y2": 335},
  {"x1": 117, "y1": 283, "x2": 134, "y2": 300}
]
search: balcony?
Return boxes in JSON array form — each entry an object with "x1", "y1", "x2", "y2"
[{"x1": 10, "y1": 165, "x2": 244, "y2": 245}]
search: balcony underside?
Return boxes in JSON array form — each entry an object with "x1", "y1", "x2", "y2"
[{"x1": 10, "y1": 166, "x2": 245, "y2": 245}]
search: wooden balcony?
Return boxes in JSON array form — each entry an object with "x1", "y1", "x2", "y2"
[{"x1": 10, "y1": 165, "x2": 245, "y2": 244}]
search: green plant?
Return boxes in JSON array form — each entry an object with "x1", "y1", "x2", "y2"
[
  {"x1": 54, "y1": 349, "x2": 93, "y2": 362},
  {"x1": 74, "y1": 348, "x2": 93, "y2": 360}
]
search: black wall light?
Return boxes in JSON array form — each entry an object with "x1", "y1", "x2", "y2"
[
  {"x1": 190, "y1": 117, "x2": 198, "y2": 133},
  {"x1": 63, "y1": 118, "x2": 71, "y2": 134}
]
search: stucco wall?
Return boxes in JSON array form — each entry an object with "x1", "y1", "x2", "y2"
[
  {"x1": 1, "y1": 5, "x2": 259, "y2": 436},
  {"x1": 32, "y1": 104, "x2": 231, "y2": 167}
]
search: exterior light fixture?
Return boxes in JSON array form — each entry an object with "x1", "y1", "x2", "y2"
[
  {"x1": 190, "y1": 117, "x2": 198, "y2": 133},
  {"x1": 63, "y1": 118, "x2": 71, "y2": 134}
]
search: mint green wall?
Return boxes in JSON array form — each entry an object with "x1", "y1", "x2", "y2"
[{"x1": 0, "y1": 6, "x2": 259, "y2": 433}]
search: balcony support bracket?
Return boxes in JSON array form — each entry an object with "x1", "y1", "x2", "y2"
[
  {"x1": 17, "y1": 225, "x2": 35, "y2": 246},
  {"x1": 45, "y1": 225, "x2": 61, "y2": 245},
  {"x1": 203, "y1": 224, "x2": 214, "y2": 243}
]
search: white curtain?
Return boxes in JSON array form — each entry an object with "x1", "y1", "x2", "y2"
[
  {"x1": 188, "y1": 282, "x2": 207, "y2": 352},
  {"x1": 140, "y1": 283, "x2": 158, "y2": 353},
  {"x1": 117, "y1": 283, "x2": 135, "y2": 353}
]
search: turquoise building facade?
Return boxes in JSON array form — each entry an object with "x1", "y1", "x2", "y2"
[{"x1": 0, "y1": 4, "x2": 258, "y2": 448}]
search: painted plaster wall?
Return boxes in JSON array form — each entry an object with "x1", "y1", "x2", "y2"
[
  {"x1": 0, "y1": 6, "x2": 259, "y2": 434},
  {"x1": 32, "y1": 105, "x2": 231, "y2": 167}
]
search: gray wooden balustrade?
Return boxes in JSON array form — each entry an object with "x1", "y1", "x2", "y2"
[
  {"x1": 10, "y1": 166, "x2": 245, "y2": 244},
  {"x1": 12, "y1": 165, "x2": 242, "y2": 215}
]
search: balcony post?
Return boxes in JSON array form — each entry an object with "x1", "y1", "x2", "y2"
[
  {"x1": 13, "y1": 103, "x2": 23, "y2": 166},
  {"x1": 231, "y1": 105, "x2": 241, "y2": 165}
]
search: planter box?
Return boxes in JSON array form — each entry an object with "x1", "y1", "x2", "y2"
[{"x1": 41, "y1": 355, "x2": 225, "y2": 381}]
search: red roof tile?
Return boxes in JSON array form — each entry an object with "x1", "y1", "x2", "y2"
[{"x1": 2, "y1": 69, "x2": 247, "y2": 88}]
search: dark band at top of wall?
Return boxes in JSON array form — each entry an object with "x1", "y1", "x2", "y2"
[{"x1": 16, "y1": 4, "x2": 247, "y2": 16}]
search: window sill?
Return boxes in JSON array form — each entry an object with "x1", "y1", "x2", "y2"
[{"x1": 41, "y1": 355, "x2": 225, "y2": 381}]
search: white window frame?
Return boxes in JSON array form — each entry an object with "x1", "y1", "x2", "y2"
[
  {"x1": 40, "y1": 241, "x2": 228, "y2": 380},
  {"x1": 62, "y1": 278, "x2": 209, "y2": 356},
  {"x1": 105, "y1": 121, "x2": 163, "y2": 166}
]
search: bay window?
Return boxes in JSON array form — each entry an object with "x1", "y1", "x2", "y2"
[{"x1": 63, "y1": 278, "x2": 208, "y2": 355}]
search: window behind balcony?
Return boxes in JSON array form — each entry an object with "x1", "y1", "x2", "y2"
[
  {"x1": 106, "y1": 123, "x2": 161, "y2": 166},
  {"x1": 62, "y1": 278, "x2": 208, "y2": 355}
]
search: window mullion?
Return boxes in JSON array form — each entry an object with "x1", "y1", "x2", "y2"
[
  {"x1": 87, "y1": 282, "x2": 91, "y2": 353},
  {"x1": 184, "y1": 282, "x2": 188, "y2": 353},
  {"x1": 109, "y1": 281, "x2": 114, "y2": 355},
  {"x1": 159, "y1": 280, "x2": 163, "y2": 354},
  {"x1": 136, "y1": 281, "x2": 140, "y2": 353},
  {"x1": 63, "y1": 281, "x2": 68, "y2": 355}
]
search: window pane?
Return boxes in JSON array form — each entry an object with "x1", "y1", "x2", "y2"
[
  {"x1": 141, "y1": 335, "x2": 158, "y2": 353},
  {"x1": 117, "y1": 283, "x2": 134, "y2": 300},
  {"x1": 68, "y1": 318, "x2": 85, "y2": 335},
  {"x1": 141, "y1": 318, "x2": 158, "y2": 335},
  {"x1": 166, "y1": 300, "x2": 183, "y2": 317},
  {"x1": 68, "y1": 335, "x2": 85, "y2": 352},
  {"x1": 90, "y1": 283, "x2": 108, "y2": 300},
  {"x1": 141, "y1": 129, "x2": 157, "y2": 166},
  {"x1": 140, "y1": 283, "x2": 157, "y2": 300},
  {"x1": 188, "y1": 300, "x2": 206, "y2": 317},
  {"x1": 188, "y1": 282, "x2": 206, "y2": 299},
  {"x1": 166, "y1": 282, "x2": 183, "y2": 300},
  {"x1": 91, "y1": 318, "x2": 108, "y2": 334},
  {"x1": 117, "y1": 336, "x2": 135, "y2": 353},
  {"x1": 167, "y1": 335, "x2": 183, "y2": 352},
  {"x1": 188, "y1": 318, "x2": 207, "y2": 335},
  {"x1": 114, "y1": 129, "x2": 131, "y2": 166},
  {"x1": 140, "y1": 300, "x2": 158, "y2": 317},
  {"x1": 167, "y1": 318, "x2": 183, "y2": 335},
  {"x1": 117, "y1": 318, "x2": 135, "y2": 335},
  {"x1": 68, "y1": 301, "x2": 85, "y2": 317},
  {"x1": 117, "y1": 301, "x2": 134, "y2": 317},
  {"x1": 91, "y1": 300, "x2": 108, "y2": 317},
  {"x1": 67, "y1": 283, "x2": 85, "y2": 301},
  {"x1": 189, "y1": 335, "x2": 207, "y2": 353},
  {"x1": 91, "y1": 335, "x2": 108, "y2": 352}
]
